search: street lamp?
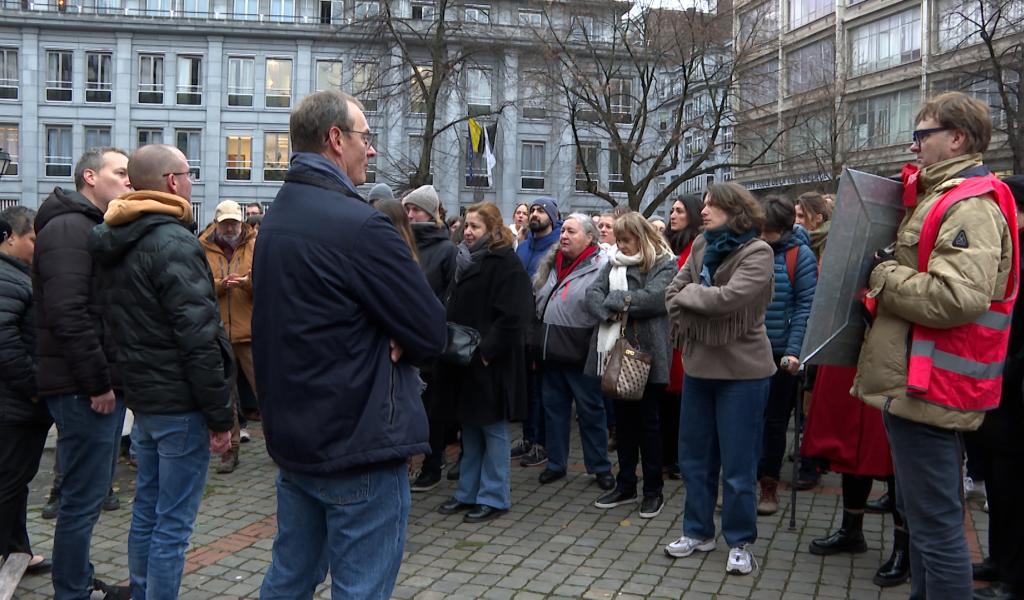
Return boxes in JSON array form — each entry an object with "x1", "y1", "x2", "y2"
[{"x1": 0, "y1": 148, "x2": 9, "y2": 181}]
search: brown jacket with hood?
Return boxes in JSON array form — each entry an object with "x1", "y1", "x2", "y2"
[{"x1": 198, "y1": 222, "x2": 255, "y2": 344}]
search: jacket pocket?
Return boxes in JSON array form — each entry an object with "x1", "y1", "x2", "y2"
[{"x1": 543, "y1": 324, "x2": 592, "y2": 364}]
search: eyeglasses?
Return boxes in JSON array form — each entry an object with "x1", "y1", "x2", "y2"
[
  {"x1": 912, "y1": 127, "x2": 949, "y2": 146},
  {"x1": 340, "y1": 129, "x2": 376, "y2": 148},
  {"x1": 163, "y1": 170, "x2": 194, "y2": 181}
]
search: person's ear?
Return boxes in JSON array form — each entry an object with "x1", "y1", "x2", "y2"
[{"x1": 82, "y1": 168, "x2": 98, "y2": 188}]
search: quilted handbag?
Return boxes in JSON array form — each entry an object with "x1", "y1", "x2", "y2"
[
  {"x1": 600, "y1": 298, "x2": 652, "y2": 401},
  {"x1": 440, "y1": 322, "x2": 482, "y2": 366}
]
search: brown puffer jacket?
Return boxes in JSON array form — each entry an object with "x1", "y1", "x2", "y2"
[{"x1": 199, "y1": 223, "x2": 255, "y2": 343}]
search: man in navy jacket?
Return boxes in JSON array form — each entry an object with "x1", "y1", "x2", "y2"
[{"x1": 252, "y1": 91, "x2": 445, "y2": 599}]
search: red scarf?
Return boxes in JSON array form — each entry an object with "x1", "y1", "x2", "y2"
[
  {"x1": 901, "y1": 163, "x2": 920, "y2": 208},
  {"x1": 555, "y1": 245, "x2": 598, "y2": 283}
]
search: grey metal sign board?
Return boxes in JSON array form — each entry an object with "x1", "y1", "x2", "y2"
[{"x1": 800, "y1": 168, "x2": 906, "y2": 366}]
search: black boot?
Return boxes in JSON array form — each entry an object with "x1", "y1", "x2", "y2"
[
  {"x1": 809, "y1": 511, "x2": 868, "y2": 555},
  {"x1": 873, "y1": 528, "x2": 910, "y2": 587}
]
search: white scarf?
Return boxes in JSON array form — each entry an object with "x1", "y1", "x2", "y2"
[{"x1": 596, "y1": 248, "x2": 643, "y2": 375}]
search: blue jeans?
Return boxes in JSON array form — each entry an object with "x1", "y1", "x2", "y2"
[
  {"x1": 260, "y1": 463, "x2": 410, "y2": 600},
  {"x1": 541, "y1": 362, "x2": 611, "y2": 474},
  {"x1": 884, "y1": 412, "x2": 972, "y2": 600},
  {"x1": 46, "y1": 394, "x2": 126, "y2": 600},
  {"x1": 455, "y1": 422, "x2": 512, "y2": 510},
  {"x1": 128, "y1": 411, "x2": 211, "y2": 600},
  {"x1": 679, "y1": 375, "x2": 769, "y2": 548}
]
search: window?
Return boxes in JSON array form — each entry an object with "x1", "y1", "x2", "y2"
[
  {"x1": 521, "y1": 72, "x2": 548, "y2": 119},
  {"x1": 410, "y1": 64, "x2": 432, "y2": 114},
  {"x1": 787, "y1": 39, "x2": 834, "y2": 94},
  {"x1": 851, "y1": 88, "x2": 920, "y2": 149},
  {"x1": 226, "y1": 136, "x2": 252, "y2": 180},
  {"x1": 181, "y1": 0, "x2": 208, "y2": 16},
  {"x1": 738, "y1": 2, "x2": 778, "y2": 46},
  {"x1": 353, "y1": 62, "x2": 378, "y2": 112},
  {"x1": 518, "y1": 9, "x2": 542, "y2": 26},
  {"x1": 265, "y1": 58, "x2": 292, "y2": 108},
  {"x1": 720, "y1": 125, "x2": 734, "y2": 151},
  {"x1": 176, "y1": 129, "x2": 202, "y2": 179},
  {"x1": 138, "y1": 54, "x2": 164, "y2": 104},
  {"x1": 146, "y1": 0, "x2": 170, "y2": 16},
  {"x1": 788, "y1": 111, "x2": 830, "y2": 156},
  {"x1": 0, "y1": 125, "x2": 18, "y2": 176},
  {"x1": 609, "y1": 78, "x2": 633, "y2": 117},
  {"x1": 95, "y1": 0, "x2": 123, "y2": 14},
  {"x1": 850, "y1": 8, "x2": 921, "y2": 76},
  {"x1": 264, "y1": 132, "x2": 289, "y2": 181},
  {"x1": 319, "y1": 0, "x2": 343, "y2": 23},
  {"x1": 315, "y1": 60, "x2": 342, "y2": 92},
  {"x1": 354, "y1": 0, "x2": 379, "y2": 19},
  {"x1": 86, "y1": 52, "x2": 113, "y2": 103},
  {"x1": 191, "y1": 202, "x2": 203, "y2": 226},
  {"x1": 464, "y1": 4, "x2": 489, "y2": 23},
  {"x1": 521, "y1": 142, "x2": 545, "y2": 190},
  {"x1": 609, "y1": 148, "x2": 628, "y2": 194},
  {"x1": 740, "y1": 59, "x2": 778, "y2": 108},
  {"x1": 365, "y1": 154, "x2": 376, "y2": 184},
  {"x1": 227, "y1": 57, "x2": 254, "y2": 106},
  {"x1": 177, "y1": 56, "x2": 202, "y2": 105},
  {"x1": 137, "y1": 128, "x2": 163, "y2": 147},
  {"x1": 269, "y1": 0, "x2": 295, "y2": 21},
  {"x1": 788, "y1": 0, "x2": 833, "y2": 30},
  {"x1": 45, "y1": 126, "x2": 73, "y2": 177},
  {"x1": 467, "y1": 67, "x2": 491, "y2": 115},
  {"x1": 0, "y1": 49, "x2": 17, "y2": 100},
  {"x1": 411, "y1": 1, "x2": 433, "y2": 20},
  {"x1": 934, "y1": 73, "x2": 1019, "y2": 129},
  {"x1": 233, "y1": 0, "x2": 258, "y2": 19},
  {"x1": 576, "y1": 142, "x2": 599, "y2": 192},
  {"x1": 46, "y1": 50, "x2": 73, "y2": 102},
  {"x1": 85, "y1": 126, "x2": 112, "y2": 149},
  {"x1": 465, "y1": 148, "x2": 489, "y2": 188},
  {"x1": 570, "y1": 15, "x2": 604, "y2": 41}
]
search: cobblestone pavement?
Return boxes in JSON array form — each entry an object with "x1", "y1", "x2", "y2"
[{"x1": 15, "y1": 424, "x2": 987, "y2": 599}]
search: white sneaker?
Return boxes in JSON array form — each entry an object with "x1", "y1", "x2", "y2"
[
  {"x1": 726, "y1": 545, "x2": 755, "y2": 575},
  {"x1": 664, "y1": 535, "x2": 716, "y2": 558},
  {"x1": 239, "y1": 428, "x2": 251, "y2": 443}
]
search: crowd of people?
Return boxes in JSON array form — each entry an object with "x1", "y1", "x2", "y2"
[{"x1": 0, "y1": 89, "x2": 1023, "y2": 600}]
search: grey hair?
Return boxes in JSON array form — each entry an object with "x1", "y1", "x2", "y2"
[
  {"x1": 74, "y1": 146, "x2": 128, "y2": 191},
  {"x1": 565, "y1": 212, "x2": 599, "y2": 245},
  {"x1": 290, "y1": 91, "x2": 363, "y2": 154},
  {"x1": 0, "y1": 206, "x2": 36, "y2": 236}
]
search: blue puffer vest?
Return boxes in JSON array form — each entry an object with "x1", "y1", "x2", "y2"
[{"x1": 765, "y1": 226, "x2": 818, "y2": 358}]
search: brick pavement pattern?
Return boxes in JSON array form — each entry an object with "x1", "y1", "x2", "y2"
[{"x1": 15, "y1": 424, "x2": 987, "y2": 599}]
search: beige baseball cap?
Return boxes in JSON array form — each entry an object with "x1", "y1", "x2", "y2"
[{"x1": 214, "y1": 200, "x2": 243, "y2": 223}]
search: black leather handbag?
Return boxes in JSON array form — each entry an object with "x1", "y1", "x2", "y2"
[{"x1": 440, "y1": 322, "x2": 481, "y2": 366}]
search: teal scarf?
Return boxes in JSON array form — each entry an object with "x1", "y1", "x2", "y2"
[{"x1": 701, "y1": 226, "x2": 757, "y2": 282}]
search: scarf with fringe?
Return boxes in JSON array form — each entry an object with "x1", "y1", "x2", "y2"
[{"x1": 596, "y1": 248, "x2": 643, "y2": 375}]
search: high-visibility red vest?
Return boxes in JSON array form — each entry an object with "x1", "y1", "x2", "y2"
[{"x1": 906, "y1": 173, "x2": 1019, "y2": 411}]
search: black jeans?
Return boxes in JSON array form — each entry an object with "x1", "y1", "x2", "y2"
[
  {"x1": 757, "y1": 358, "x2": 799, "y2": 481},
  {"x1": 660, "y1": 389, "x2": 680, "y2": 471},
  {"x1": 613, "y1": 385, "x2": 663, "y2": 497},
  {"x1": 0, "y1": 423, "x2": 50, "y2": 557},
  {"x1": 420, "y1": 372, "x2": 447, "y2": 475}
]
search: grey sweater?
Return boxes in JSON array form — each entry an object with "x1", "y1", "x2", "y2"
[
  {"x1": 583, "y1": 256, "x2": 678, "y2": 384},
  {"x1": 665, "y1": 235, "x2": 777, "y2": 380}
]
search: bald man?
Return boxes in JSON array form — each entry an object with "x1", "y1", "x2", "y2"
[{"x1": 88, "y1": 144, "x2": 233, "y2": 600}]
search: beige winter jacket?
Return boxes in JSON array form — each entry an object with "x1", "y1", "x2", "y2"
[{"x1": 852, "y1": 154, "x2": 1014, "y2": 431}]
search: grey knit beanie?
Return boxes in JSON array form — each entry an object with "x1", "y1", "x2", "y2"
[
  {"x1": 402, "y1": 185, "x2": 441, "y2": 220},
  {"x1": 367, "y1": 183, "x2": 395, "y2": 204}
]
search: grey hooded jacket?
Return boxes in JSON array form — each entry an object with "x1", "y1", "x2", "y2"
[{"x1": 533, "y1": 246, "x2": 606, "y2": 364}]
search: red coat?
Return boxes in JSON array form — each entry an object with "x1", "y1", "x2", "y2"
[
  {"x1": 801, "y1": 365, "x2": 893, "y2": 478},
  {"x1": 667, "y1": 244, "x2": 693, "y2": 394}
]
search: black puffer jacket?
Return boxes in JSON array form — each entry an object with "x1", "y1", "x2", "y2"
[
  {"x1": 32, "y1": 187, "x2": 120, "y2": 397},
  {"x1": 0, "y1": 253, "x2": 48, "y2": 425},
  {"x1": 89, "y1": 210, "x2": 233, "y2": 432},
  {"x1": 411, "y1": 223, "x2": 457, "y2": 301}
]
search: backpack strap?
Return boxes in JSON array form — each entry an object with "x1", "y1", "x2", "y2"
[{"x1": 785, "y1": 246, "x2": 799, "y2": 288}]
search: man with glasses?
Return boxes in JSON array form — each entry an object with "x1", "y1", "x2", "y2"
[
  {"x1": 253, "y1": 91, "x2": 445, "y2": 598},
  {"x1": 88, "y1": 143, "x2": 233, "y2": 600},
  {"x1": 853, "y1": 91, "x2": 1019, "y2": 600},
  {"x1": 33, "y1": 147, "x2": 131, "y2": 599}
]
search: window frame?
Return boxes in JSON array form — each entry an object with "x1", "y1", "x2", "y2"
[
  {"x1": 314, "y1": 59, "x2": 343, "y2": 92},
  {"x1": 520, "y1": 141, "x2": 545, "y2": 191},
  {"x1": 175, "y1": 128, "x2": 202, "y2": 180},
  {"x1": 84, "y1": 125, "x2": 112, "y2": 150},
  {"x1": 137, "y1": 127, "x2": 164, "y2": 148},
  {"x1": 227, "y1": 56, "x2": 255, "y2": 107},
  {"x1": 353, "y1": 61, "x2": 379, "y2": 112},
  {"x1": 45, "y1": 50, "x2": 73, "y2": 103},
  {"x1": 86, "y1": 52, "x2": 113, "y2": 103},
  {"x1": 138, "y1": 54, "x2": 164, "y2": 104},
  {"x1": 44, "y1": 125, "x2": 73, "y2": 178},
  {"x1": 263, "y1": 131, "x2": 290, "y2": 181},
  {"x1": 225, "y1": 135, "x2": 253, "y2": 180},
  {"x1": 0, "y1": 123, "x2": 18, "y2": 176},
  {"x1": 0, "y1": 49, "x2": 19, "y2": 101},
  {"x1": 265, "y1": 58, "x2": 293, "y2": 109},
  {"x1": 466, "y1": 67, "x2": 492, "y2": 116},
  {"x1": 575, "y1": 142, "x2": 600, "y2": 193},
  {"x1": 176, "y1": 55, "x2": 203, "y2": 106}
]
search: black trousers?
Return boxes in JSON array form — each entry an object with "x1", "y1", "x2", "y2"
[
  {"x1": 660, "y1": 389, "x2": 680, "y2": 470},
  {"x1": 758, "y1": 359, "x2": 800, "y2": 481},
  {"x1": 420, "y1": 372, "x2": 447, "y2": 474},
  {"x1": 613, "y1": 385, "x2": 663, "y2": 497},
  {"x1": 0, "y1": 423, "x2": 50, "y2": 557}
]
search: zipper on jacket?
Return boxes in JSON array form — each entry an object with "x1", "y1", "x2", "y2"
[
  {"x1": 388, "y1": 364, "x2": 396, "y2": 425},
  {"x1": 542, "y1": 324, "x2": 550, "y2": 361}
]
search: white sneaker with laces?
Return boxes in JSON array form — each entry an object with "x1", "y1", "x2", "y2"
[
  {"x1": 726, "y1": 545, "x2": 755, "y2": 575},
  {"x1": 664, "y1": 536, "x2": 716, "y2": 558},
  {"x1": 239, "y1": 428, "x2": 251, "y2": 443}
]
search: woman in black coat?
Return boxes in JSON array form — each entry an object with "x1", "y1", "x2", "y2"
[
  {"x1": 436, "y1": 202, "x2": 532, "y2": 524},
  {"x1": 0, "y1": 208, "x2": 52, "y2": 574}
]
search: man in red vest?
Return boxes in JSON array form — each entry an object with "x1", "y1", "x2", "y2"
[{"x1": 853, "y1": 91, "x2": 1018, "y2": 600}]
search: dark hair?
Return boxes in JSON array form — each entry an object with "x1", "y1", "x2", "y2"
[
  {"x1": 74, "y1": 146, "x2": 128, "y2": 191},
  {"x1": 465, "y1": 202, "x2": 514, "y2": 250},
  {"x1": 375, "y1": 199, "x2": 419, "y2": 264},
  {"x1": 290, "y1": 90, "x2": 363, "y2": 154},
  {"x1": 0, "y1": 218, "x2": 9, "y2": 243},
  {"x1": 706, "y1": 183, "x2": 764, "y2": 233},
  {"x1": 666, "y1": 194, "x2": 703, "y2": 254},
  {"x1": 610, "y1": 204, "x2": 632, "y2": 218},
  {"x1": 796, "y1": 191, "x2": 831, "y2": 223},
  {"x1": 761, "y1": 195, "x2": 795, "y2": 233},
  {"x1": 915, "y1": 91, "x2": 992, "y2": 154},
  {"x1": 0, "y1": 206, "x2": 36, "y2": 236}
]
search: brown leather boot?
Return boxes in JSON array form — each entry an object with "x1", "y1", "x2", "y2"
[
  {"x1": 216, "y1": 448, "x2": 239, "y2": 474},
  {"x1": 757, "y1": 477, "x2": 779, "y2": 515}
]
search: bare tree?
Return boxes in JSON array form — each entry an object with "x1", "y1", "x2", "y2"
[
  {"x1": 938, "y1": 0, "x2": 1023, "y2": 173},
  {"x1": 529, "y1": 0, "x2": 791, "y2": 216}
]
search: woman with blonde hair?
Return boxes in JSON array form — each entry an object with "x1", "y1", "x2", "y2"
[
  {"x1": 585, "y1": 212, "x2": 678, "y2": 518},
  {"x1": 435, "y1": 202, "x2": 533, "y2": 523}
]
